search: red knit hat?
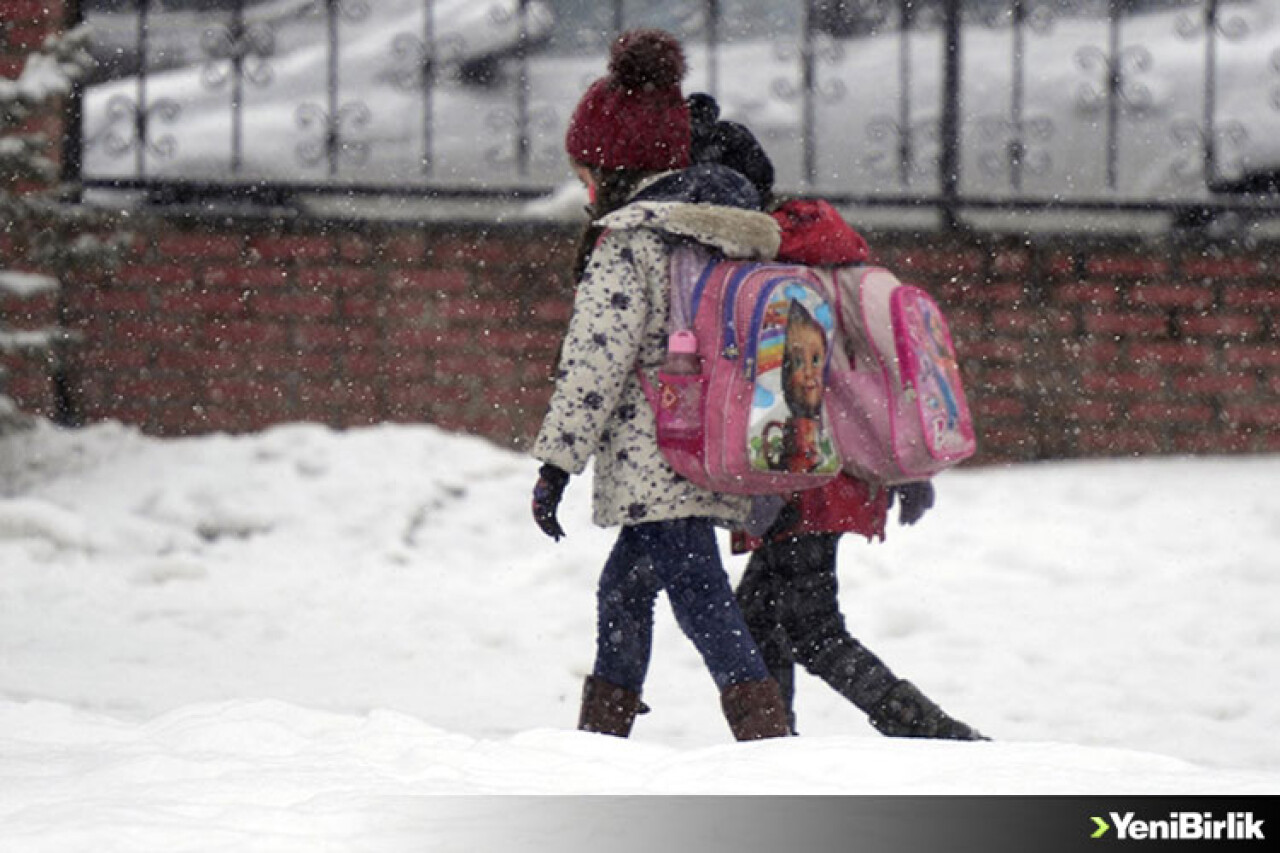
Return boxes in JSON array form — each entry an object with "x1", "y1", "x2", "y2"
[{"x1": 565, "y1": 29, "x2": 691, "y2": 172}]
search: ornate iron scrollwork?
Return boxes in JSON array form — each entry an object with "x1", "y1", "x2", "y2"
[
  {"x1": 296, "y1": 101, "x2": 372, "y2": 170},
  {"x1": 200, "y1": 15, "x2": 275, "y2": 91},
  {"x1": 90, "y1": 92, "x2": 181, "y2": 166}
]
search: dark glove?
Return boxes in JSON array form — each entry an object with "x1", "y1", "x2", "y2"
[
  {"x1": 889, "y1": 480, "x2": 935, "y2": 526},
  {"x1": 532, "y1": 463, "x2": 570, "y2": 541}
]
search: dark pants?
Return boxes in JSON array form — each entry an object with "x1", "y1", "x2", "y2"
[
  {"x1": 735, "y1": 533, "x2": 898, "y2": 728},
  {"x1": 593, "y1": 517, "x2": 770, "y2": 693}
]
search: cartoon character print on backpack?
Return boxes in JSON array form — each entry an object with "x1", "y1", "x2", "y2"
[
  {"x1": 893, "y1": 287, "x2": 973, "y2": 461},
  {"x1": 748, "y1": 281, "x2": 841, "y2": 475}
]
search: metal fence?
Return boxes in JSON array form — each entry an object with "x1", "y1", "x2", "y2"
[{"x1": 69, "y1": 0, "x2": 1280, "y2": 222}]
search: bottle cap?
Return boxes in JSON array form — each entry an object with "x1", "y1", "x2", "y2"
[{"x1": 669, "y1": 330, "x2": 698, "y2": 354}]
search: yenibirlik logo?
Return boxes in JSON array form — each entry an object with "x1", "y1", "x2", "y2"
[{"x1": 1091, "y1": 812, "x2": 1266, "y2": 842}]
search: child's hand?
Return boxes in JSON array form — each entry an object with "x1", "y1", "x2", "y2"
[
  {"x1": 532, "y1": 463, "x2": 570, "y2": 541},
  {"x1": 890, "y1": 481, "x2": 934, "y2": 526}
]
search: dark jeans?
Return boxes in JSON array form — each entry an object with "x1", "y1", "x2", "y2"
[
  {"x1": 735, "y1": 533, "x2": 898, "y2": 725},
  {"x1": 593, "y1": 517, "x2": 769, "y2": 693}
]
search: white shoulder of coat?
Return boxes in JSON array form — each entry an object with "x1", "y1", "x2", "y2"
[{"x1": 596, "y1": 202, "x2": 781, "y2": 261}]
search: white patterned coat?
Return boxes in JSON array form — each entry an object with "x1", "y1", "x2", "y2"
[{"x1": 533, "y1": 198, "x2": 781, "y2": 528}]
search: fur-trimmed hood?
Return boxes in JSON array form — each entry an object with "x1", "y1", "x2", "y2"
[{"x1": 595, "y1": 164, "x2": 781, "y2": 260}]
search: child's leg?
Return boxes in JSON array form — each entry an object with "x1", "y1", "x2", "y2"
[
  {"x1": 591, "y1": 525, "x2": 663, "y2": 694},
  {"x1": 781, "y1": 533, "x2": 986, "y2": 740},
  {"x1": 735, "y1": 546, "x2": 798, "y2": 732},
  {"x1": 601, "y1": 518, "x2": 788, "y2": 740},
  {"x1": 640, "y1": 518, "x2": 771, "y2": 690},
  {"x1": 777, "y1": 534, "x2": 899, "y2": 713}
]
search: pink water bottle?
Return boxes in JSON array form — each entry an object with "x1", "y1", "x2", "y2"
[
  {"x1": 658, "y1": 331, "x2": 703, "y2": 439},
  {"x1": 663, "y1": 330, "x2": 700, "y2": 375}
]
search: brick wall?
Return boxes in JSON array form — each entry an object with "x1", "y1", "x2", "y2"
[
  {"x1": 14, "y1": 211, "x2": 1275, "y2": 463},
  {"x1": 1, "y1": 0, "x2": 68, "y2": 419},
  {"x1": 54, "y1": 217, "x2": 578, "y2": 444}
]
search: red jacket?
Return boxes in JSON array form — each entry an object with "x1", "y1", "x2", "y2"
[{"x1": 732, "y1": 199, "x2": 889, "y2": 553}]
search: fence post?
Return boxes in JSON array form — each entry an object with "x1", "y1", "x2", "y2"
[{"x1": 939, "y1": 0, "x2": 962, "y2": 228}]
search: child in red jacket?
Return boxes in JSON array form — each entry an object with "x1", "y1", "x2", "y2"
[{"x1": 690, "y1": 95, "x2": 986, "y2": 739}]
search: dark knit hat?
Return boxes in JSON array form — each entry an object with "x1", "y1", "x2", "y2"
[
  {"x1": 688, "y1": 92, "x2": 776, "y2": 202},
  {"x1": 565, "y1": 29, "x2": 691, "y2": 172}
]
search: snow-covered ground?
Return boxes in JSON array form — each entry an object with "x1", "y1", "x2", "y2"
[{"x1": 1, "y1": 418, "x2": 1277, "y2": 849}]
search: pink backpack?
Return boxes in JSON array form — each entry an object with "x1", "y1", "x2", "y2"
[
  {"x1": 822, "y1": 265, "x2": 977, "y2": 485},
  {"x1": 640, "y1": 244, "x2": 842, "y2": 495}
]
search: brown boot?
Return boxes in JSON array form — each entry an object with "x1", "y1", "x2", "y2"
[
  {"x1": 720, "y1": 678, "x2": 792, "y2": 741},
  {"x1": 578, "y1": 675, "x2": 644, "y2": 738}
]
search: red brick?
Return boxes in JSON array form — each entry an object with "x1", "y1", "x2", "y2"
[
  {"x1": 4, "y1": 24, "x2": 51, "y2": 51},
  {"x1": 1, "y1": 0, "x2": 61, "y2": 22},
  {"x1": 1068, "y1": 340, "x2": 1123, "y2": 364},
  {"x1": 1083, "y1": 313, "x2": 1168, "y2": 336},
  {"x1": 1173, "y1": 373, "x2": 1255, "y2": 395},
  {"x1": 385, "y1": 355, "x2": 432, "y2": 380},
  {"x1": 384, "y1": 233, "x2": 428, "y2": 263},
  {"x1": 153, "y1": 347, "x2": 239, "y2": 374},
  {"x1": 76, "y1": 345, "x2": 150, "y2": 371},
  {"x1": 1052, "y1": 282, "x2": 1120, "y2": 306},
  {"x1": 1069, "y1": 401, "x2": 1118, "y2": 422},
  {"x1": 1127, "y1": 402, "x2": 1214, "y2": 424},
  {"x1": 1181, "y1": 256, "x2": 1267, "y2": 279},
  {"x1": 0, "y1": 292, "x2": 56, "y2": 325},
  {"x1": 1225, "y1": 345, "x2": 1280, "y2": 369},
  {"x1": 1223, "y1": 286, "x2": 1280, "y2": 310},
  {"x1": 1086, "y1": 255, "x2": 1170, "y2": 278},
  {"x1": 110, "y1": 319, "x2": 191, "y2": 346},
  {"x1": 213, "y1": 321, "x2": 290, "y2": 347},
  {"x1": 942, "y1": 307, "x2": 984, "y2": 334},
  {"x1": 244, "y1": 350, "x2": 333, "y2": 376},
  {"x1": 296, "y1": 267, "x2": 378, "y2": 294},
  {"x1": 75, "y1": 288, "x2": 152, "y2": 315},
  {"x1": 1044, "y1": 252, "x2": 1076, "y2": 277},
  {"x1": 385, "y1": 296, "x2": 435, "y2": 326},
  {"x1": 966, "y1": 282, "x2": 1024, "y2": 305},
  {"x1": 389, "y1": 269, "x2": 469, "y2": 294},
  {"x1": 207, "y1": 377, "x2": 290, "y2": 404},
  {"x1": 958, "y1": 339, "x2": 1026, "y2": 361},
  {"x1": 155, "y1": 233, "x2": 244, "y2": 260},
  {"x1": 1176, "y1": 314, "x2": 1262, "y2": 338},
  {"x1": 203, "y1": 266, "x2": 290, "y2": 289},
  {"x1": 118, "y1": 264, "x2": 196, "y2": 288},
  {"x1": 296, "y1": 379, "x2": 378, "y2": 408},
  {"x1": 974, "y1": 396, "x2": 1026, "y2": 418},
  {"x1": 528, "y1": 298, "x2": 572, "y2": 323},
  {"x1": 1129, "y1": 342, "x2": 1214, "y2": 369},
  {"x1": 1082, "y1": 372, "x2": 1163, "y2": 395},
  {"x1": 433, "y1": 299, "x2": 518, "y2": 323},
  {"x1": 343, "y1": 353, "x2": 385, "y2": 378},
  {"x1": 294, "y1": 322, "x2": 378, "y2": 351},
  {"x1": 112, "y1": 375, "x2": 197, "y2": 403},
  {"x1": 1224, "y1": 403, "x2": 1280, "y2": 427},
  {"x1": 252, "y1": 293, "x2": 336, "y2": 319},
  {"x1": 893, "y1": 249, "x2": 985, "y2": 277},
  {"x1": 1172, "y1": 430, "x2": 1254, "y2": 455},
  {"x1": 339, "y1": 235, "x2": 374, "y2": 264},
  {"x1": 342, "y1": 295, "x2": 384, "y2": 319},
  {"x1": 990, "y1": 309, "x2": 1038, "y2": 333},
  {"x1": 1078, "y1": 430, "x2": 1163, "y2": 455},
  {"x1": 1127, "y1": 283, "x2": 1214, "y2": 310},
  {"x1": 159, "y1": 290, "x2": 247, "y2": 317},
  {"x1": 250, "y1": 235, "x2": 335, "y2": 262},
  {"x1": 991, "y1": 249, "x2": 1031, "y2": 276}
]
